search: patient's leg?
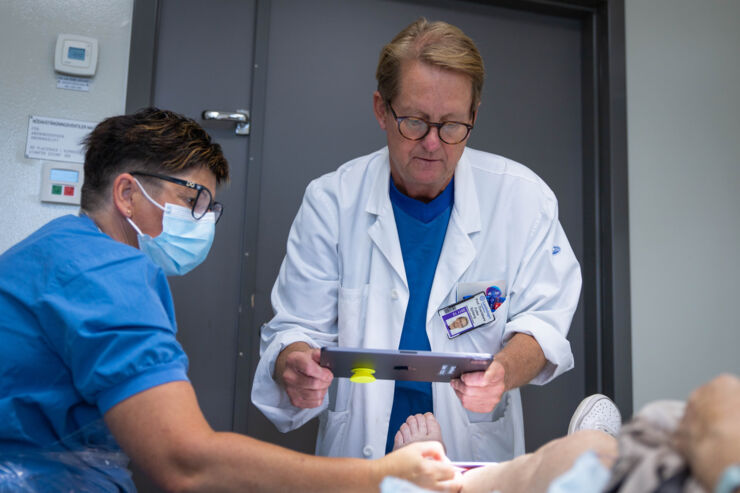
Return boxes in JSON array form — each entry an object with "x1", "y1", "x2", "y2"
[{"x1": 461, "y1": 430, "x2": 618, "y2": 493}]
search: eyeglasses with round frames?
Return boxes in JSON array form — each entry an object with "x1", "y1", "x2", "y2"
[
  {"x1": 387, "y1": 102, "x2": 474, "y2": 145},
  {"x1": 130, "y1": 171, "x2": 224, "y2": 223}
]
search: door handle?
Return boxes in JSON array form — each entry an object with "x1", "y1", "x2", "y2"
[{"x1": 201, "y1": 109, "x2": 250, "y2": 135}]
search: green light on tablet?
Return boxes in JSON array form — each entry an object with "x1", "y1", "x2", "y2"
[{"x1": 350, "y1": 367, "x2": 376, "y2": 383}]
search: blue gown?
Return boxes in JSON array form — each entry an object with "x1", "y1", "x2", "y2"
[{"x1": 0, "y1": 214, "x2": 189, "y2": 491}]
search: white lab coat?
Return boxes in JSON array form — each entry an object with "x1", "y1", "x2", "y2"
[{"x1": 251, "y1": 147, "x2": 581, "y2": 462}]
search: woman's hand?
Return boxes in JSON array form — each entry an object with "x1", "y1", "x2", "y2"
[{"x1": 375, "y1": 441, "x2": 462, "y2": 492}]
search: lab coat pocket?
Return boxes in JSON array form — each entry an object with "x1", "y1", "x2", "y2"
[
  {"x1": 492, "y1": 296, "x2": 509, "y2": 321},
  {"x1": 337, "y1": 285, "x2": 368, "y2": 347},
  {"x1": 457, "y1": 298, "x2": 509, "y2": 352},
  {"x1": 488, "y1": 297, "x2": 509, "y2": 347},
  {"x1": 465, "y1": 392, "x2": 517, "y2": 461},
  {"x1": 317, "y1": 408, "x2": 350, "y2": 457}
]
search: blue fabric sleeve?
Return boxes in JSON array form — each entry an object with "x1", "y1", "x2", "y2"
[
  {"x1": 97, "y1": 361, "x2": 188, "y2": 414},
  {"x1": 35, "y1": 252, "x2": 189, "y2": 414}
]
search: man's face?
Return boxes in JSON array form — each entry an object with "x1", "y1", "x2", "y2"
[{"x1": 373, "y1": 60, "x2": 475, "y2": 202}]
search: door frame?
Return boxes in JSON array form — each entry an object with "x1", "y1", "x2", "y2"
[{"x1": 126, "y1": 0, "x2": 633, "y2": 430}]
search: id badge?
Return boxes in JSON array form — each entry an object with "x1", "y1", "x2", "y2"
[{"x1": 438, "y1": 291, "x2": 494, "y2": 338}]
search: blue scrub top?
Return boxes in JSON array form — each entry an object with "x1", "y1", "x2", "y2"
[
  {"x1": 385, "y1": 179, "x2": 454, "y2": 453},
  {"x1": 0, "y1": 214, "x2": 189, "y2": 491}
]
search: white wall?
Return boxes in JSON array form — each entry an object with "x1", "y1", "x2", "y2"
[
  {"x1": 625, "y1": 0, "x2": 740, "y2": 410},
  {"x1": 0, "y1": 0, "x2": 134, "y2": 253}
]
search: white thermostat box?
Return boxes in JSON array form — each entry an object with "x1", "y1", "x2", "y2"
[
  {"x1": 54, "y1": 34, "x2": 98, "y2": 76},
  {"x1": 41, "y1": 162, "x2": 84, "y2": 205}
]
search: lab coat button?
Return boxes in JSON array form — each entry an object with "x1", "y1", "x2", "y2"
[
  {"x1": 390, "y1": 289, "x2": 399, "y2": 300},
  {"x1": 362, "y1": 445, "x2": 373, "y2": 457}
]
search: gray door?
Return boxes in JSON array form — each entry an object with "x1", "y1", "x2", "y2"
[
  {"x1": 135, "y1": 1, "x2": 588, "y2": 488},
  {"x1": 129, "y1": 1, "x2": 257, "y2": 490}
]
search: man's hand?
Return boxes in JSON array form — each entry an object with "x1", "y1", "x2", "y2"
[
  {"x1": 450, "y1": 360, "x2": 506, "y2": 413},
  {"x1": 274, "y1": 342, "x2": 333, "y2": 408},
  {"x1": 375, "y1": 441, "x2": 462, "y2": 492},
  {"x1": 674, "y1": 373, "x2": 740, "y2": 491}
]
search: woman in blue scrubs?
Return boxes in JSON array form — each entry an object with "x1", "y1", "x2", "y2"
[{"x1": 0, "y1": 108, "x2": 459, "y2": 492}]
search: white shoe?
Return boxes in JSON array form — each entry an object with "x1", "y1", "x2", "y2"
[{"x1": 567, "y1": 394, "x2": 622, "y2": 437}]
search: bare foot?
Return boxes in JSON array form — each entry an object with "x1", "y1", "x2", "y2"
[{"x1": 393, "y1": 412, "x2": 445, "y2": 451}]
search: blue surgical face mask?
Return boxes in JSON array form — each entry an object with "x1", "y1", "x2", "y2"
[{"x1": 127, "y1": 178, "x2": 216, "y2": 276}]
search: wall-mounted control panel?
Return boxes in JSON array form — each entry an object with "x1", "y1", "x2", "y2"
[
  {"x1": 54, "y1": 34, "x2": 98, "y2": 76},
  {"x1": 40, "y1": 162, "x2": 84, "y2": 205}
]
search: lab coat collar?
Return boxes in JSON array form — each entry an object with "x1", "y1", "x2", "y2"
[
  {"x1": 365, "y1": 147, "x2": 481, "y2": 231},
  {"x1": 451, "y1": 148, "x2": 482, "y2": 235},
  {"x1": 425, "y1": 149, "x2": 481, "y2": 322},
  {"x1": 366, "y1": 148, "x2": 407, "y2": 287},
  {"x1": 365, "y1": 148, "x2": 392, "y2": 216},
  {"x1": 365, "y1": 147, "x2": 482, "y2": 298}
]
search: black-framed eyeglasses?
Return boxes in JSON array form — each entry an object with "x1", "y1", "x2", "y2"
[
  {"x1": 130, "y1": 171, "x2": 224, "y2": 223},
  {"x1": 387, "y1": 102, "x2": 474, "y2": 145}
]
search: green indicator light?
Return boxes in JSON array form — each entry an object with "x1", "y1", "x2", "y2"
[{"x1": 52, "y1": 185, "x2": 63, "y2": 195}]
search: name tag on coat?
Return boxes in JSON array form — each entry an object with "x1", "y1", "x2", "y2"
[{"x1": 438, "y1": 280, "x2": 507, "y2": 338}]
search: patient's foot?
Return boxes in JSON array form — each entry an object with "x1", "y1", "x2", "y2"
[{"x1": 392, "y1": 412, "x2": 445, "y2": 451}]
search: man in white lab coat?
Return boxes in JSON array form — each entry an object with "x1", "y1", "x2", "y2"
[{"x1": 251, "y1": 18, "x2": 582, "y2": 462}]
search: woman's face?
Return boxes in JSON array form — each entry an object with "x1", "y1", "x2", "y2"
[{"x1": 131, "y1": 167, "x2": 218, "y2": 238}]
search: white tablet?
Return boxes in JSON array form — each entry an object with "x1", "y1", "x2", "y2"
[{"x1": 319, "y1": 346, "x2": 493, "y2": 383}]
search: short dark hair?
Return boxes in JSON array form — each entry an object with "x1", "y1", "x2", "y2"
[{"x1": 80, "y1": 107, "x2": 229, "y2": 212}]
